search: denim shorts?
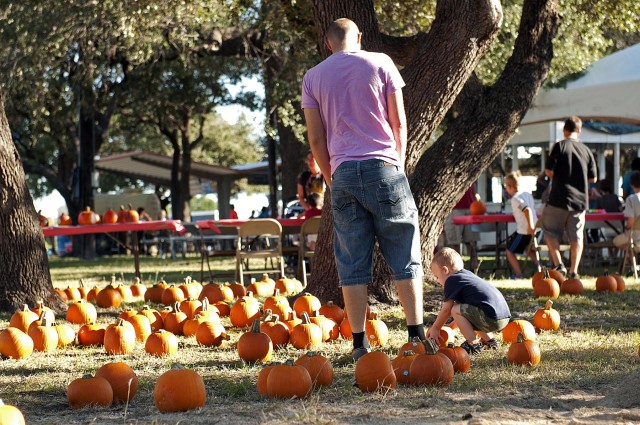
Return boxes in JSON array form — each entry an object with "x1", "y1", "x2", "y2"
[{"x1": 331, "y1": 159, "x2": 423, "y2": 286}]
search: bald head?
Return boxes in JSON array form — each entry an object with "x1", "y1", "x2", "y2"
[{"x1": 326, "y1": 18, "x2": 361, "y2": 52}]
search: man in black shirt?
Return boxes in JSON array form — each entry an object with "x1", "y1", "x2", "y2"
[{"x1": 541, "y1": 116, "x2": 597, "y2": 279}]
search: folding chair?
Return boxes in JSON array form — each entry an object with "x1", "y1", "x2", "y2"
[
  {"x1": 236, "y1": 219, "x2": 285, "y2": 286},
  {"x1": 529, "y1": 219, "x2": 570, "y2": 268},
  {"x1": 619, "y1": 216, "x2": 640, "y2": 281},
  {"x1": 297, "y1": 216, "x2": 321, "y2": 287}
]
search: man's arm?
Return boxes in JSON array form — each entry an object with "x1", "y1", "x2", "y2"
[
  {"x1": 387, "y1": 90, "x2": 407, "y2": 167},
  {"x1": 303, "y1": 108, "x2": 332, "y2": 188}
]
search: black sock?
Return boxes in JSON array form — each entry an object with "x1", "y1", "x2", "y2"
[
  {"x1": 352, "y1": 332, "x2": 370, "y2": 350},
  {"x1": 407, "y1": 324, "x2": 426, "y2": 341}
]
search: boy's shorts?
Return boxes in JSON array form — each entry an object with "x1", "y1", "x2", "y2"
[
  {"x1": 459, "y1": 304, "x2": 509, "y2": 333},
  {"x1": 506, "y1": 232, "x2": 532, "y2": 254}
]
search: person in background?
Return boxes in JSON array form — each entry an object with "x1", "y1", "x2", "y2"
[
  {"x1": 302, "y1": 18, "x2": 424, "y2": 362},
  {"x1": 614, "y1": 171, "x2": 640, "y2": 257},
  {"x1": 428, "y1": 248, "x2": 511, "y2": 354},
  {"x1": 136, "y1": 207, "x2": 153, "y2": 255},
  {"x1": 157, "y1": 209, "x2": 169, "y2": 259},
  {"x1": 297, "y1": 150, "x2": 325, "y2": 213},
  {"x1": 299, "y1": 192, "x2": 323, "y2": 219},
  {"x1": 257, "y1": 206, "x2": 269, "y2": 218},
  {"x1": 441, "y1": 185, "x2": 480, "y2": 271},
  {"x1": 622, "y1": 157, "x2": 640, "y2": 199},
  {"x1": 542, "y1": 116, "x2": 597, "y2": 279},
  {"x1": 229, "y1": 204, "x2": 239, "y2": 219},
  {"x1": 504, "y1": 171, "x2": 538, "y2": 279}
]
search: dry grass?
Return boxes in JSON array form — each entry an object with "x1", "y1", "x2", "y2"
[{"x1": 2, "y1": 254, "x2": 640, "y2": 424}]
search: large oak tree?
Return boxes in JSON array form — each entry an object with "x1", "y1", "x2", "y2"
[{"x1": 305, "y1": 0, "x2": 561, "y2": 303}]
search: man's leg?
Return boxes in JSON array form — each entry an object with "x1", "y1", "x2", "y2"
[
  {"x1": 544, "y1": 232, "x2": 563, "y2": 267},
  {"x1": 395, "y1": 278, "x2": 425, "y2": 340},
  {"x1": 569, "y1": 241, "x2": 583, "y2": 274},
  {"x1": 342, "y1": 284, "x2": 370, "y2": 355}
]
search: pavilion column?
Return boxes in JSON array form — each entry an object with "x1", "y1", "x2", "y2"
[
  {"x1": 614, "y1": 142, "x2": 621, "y2": 195},
  {"x1": 512, "y1": 144, "x2": 519, "y2": 172},
  {"x1": 217, "y1": 176, "x2": 232, "y2": 219},
  {"x1": 596, "y1": 149, "x2": 606, "y2": 180}
]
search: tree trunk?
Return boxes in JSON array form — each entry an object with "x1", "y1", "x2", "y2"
[
  {"x1": 77, "y1": 102, "x2": 96, "y2": 259},
  {"x1": 0, "y1": 96, "x2": 65, "y2": 313},
  {"x1": 180, "y1": 131, "x2": 192, "y2": 222},
  {"x1": 305, "y1": 0, "x2": 560, "y2": 304}
]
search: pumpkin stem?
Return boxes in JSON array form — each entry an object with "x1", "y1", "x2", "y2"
[
  {"x1": 283, "y1": 359, "x2": 295, "y2": 366},
  {"x1": 21, "y1": 304, "x2": 29, "y2": 312},
  {"x1": 402, "y1": 350, "x2": 416, "y2": 356},
  {"x1": 170, "y1": 363, "x2": 185, "y2": 370},
  {"x1": 173, "y1": 302, "x2": 181, "y2": 313},
  {"x1": 544, "y1": 300, "x2": 554, "y2": 310},
  {"x1": 516, "y1": 332, "x2": 525, "y2": 343},
  {"x1": 250, "y1": 319, "x2": 262, "y2": 333},
  {"x1": 424, "y1": 338, "x2": 439, "y2": 355},
  {"x1": 301, "y1": 312, "x2": 311, "y2": 324}
]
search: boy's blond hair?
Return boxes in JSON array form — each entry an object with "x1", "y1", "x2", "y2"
[
  {"x1": 505, "y1": 170, "x2": 522, "y2": 189},
  {"x1": 432, "y1": 247, "x2": 464, "y2": 272}
]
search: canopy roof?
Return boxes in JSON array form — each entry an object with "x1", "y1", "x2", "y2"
[
  {"x1": 95, "y1": 151, "x2": 267, "y2": 185},
  {"x1": 521, "y1": 43, "x2": 640, "y2": 125}
]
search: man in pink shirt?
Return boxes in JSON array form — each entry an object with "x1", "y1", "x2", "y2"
[{"x1": 302, "y1": 18, "x2": 424, "y2": 362}]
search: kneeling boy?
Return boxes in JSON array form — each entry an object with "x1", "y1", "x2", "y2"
[{"x1": 428, "y1": 247, "x2": 511, "y2": 354}]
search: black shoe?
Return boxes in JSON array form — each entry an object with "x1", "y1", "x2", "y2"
[
  {"x1": 460, "y1": 341, "x2": 482, "y2": 355},
  {"x1": 482, "y1": 338, "x2": 499, "y2": 350},
  {"x1": 553, "y1": 264, "x2": 567, "y2": 275},
  {"x1": 352, "y1": 347, "x2": 371, "y2": 362},
  {"x1": 567, "y1": 272, "x2": 580, "y2": 279}
]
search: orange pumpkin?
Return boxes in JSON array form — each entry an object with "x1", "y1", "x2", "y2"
[
  {"x1": 95, "y1": 362, "x2": 138, "y2": 403},
  {"x1": 260, "y1": 312, "x2": 290, "y2": 348},
  {"x1": 265, "y1": 360, "x2": 313, "y2": 399},
  {"x1": 102, "y1": 208, "x2": 118, "y2": 224},
  {"x1": 0, "y1": 327, "x2": 34, "y2": 359},
  {"x1": 9, "y1": 304, "x2": 39, "y2": 333},
  {"x1": 469, "y1": 195, "x2": 487, "y2": 215},
  {"x1": 58, "y1": 213, "x2": 72, "y2": 226},
  {"x1": 145, "y1": 329, "x2": 179, "y2": 357},
  {"x1": 293, "y1": 293, "x2": 322, "y2": 317},
  {"x1": 104, "y1": 319, "x2": 136, "y2": 355},
  {"x1": 290, "y1": 312, "x2": 323, "y2": 350},
  {"x1": 66, "y1": 299, "x2": 98, "y2": 324},
  {"x1": 0, "y1": 399, "x2": 25, "y2": 424},
  {"x1": 195, "y1": 321, "x2": 229, "y2": 347},
  {"x1": 533, "y1": 300, "x2": 560, "y2": 331},
  {"x1": 230, "y1": 293, "x2": 261, "y2": 328},
  {"x1": 153, "y1": 364, "x2": 206, "y2": 413},
  {"x1": 77, "y1": 323, "x2": 106, "y2": 346},
  {"x1": 502, "y1": 319, "x2": 536, "y2": 343},
  {"x1": 67, "y1": 375, "x2": 113, "y2": 409},
  {"x1": 237, "y1": 319, "x2": 273, "y2": 363},
  {"x1": 78, "y1": 206, "x2": 99, "y2": 225},
  {"x1": 294, "y1": 351, "x2": 333, "y2": 388},
  {"x1": 560, "y1": 277, "x2": 584, "y2": 295},
  {"x1": 532, "y1": 269, "x2": 560, "y2": 299},
  {"x1": 409, "y1": 339, "x2": 454, "y2": 386},
  {"x1": 354, "y1": 351, "x2": 397, "y2": 392},
  {"x1": 391, "y1": 350, "x2": 418, "y2": 384},
  {"x1": 507, "y1": 333, "x2": 541, "y2": 366},
  {"x1": 596, "y1": 271, "x2": 618, "y2": 292},
  {"x1": 438, "y1": 344, "x2": 471, "y2": 373},
  {"x1": 319, "y1": 301, "x2": 344, "y2": 324}
]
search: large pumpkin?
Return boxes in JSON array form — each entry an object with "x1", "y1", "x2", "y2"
[
  {"x1": 66, "y1": 299, "x2": 98, "y2": 324},
  {"x1": 9, "y1": 304, "x2": 39, "y2": 333},
  {"x1": 145, "y1": 330, "x2": 179, "y2": 357},
  {"x1": 560, "y1": 277, "x2": 584, "y2": 295},
  {"x1": 195, "y1": 321, "x2": 229, "y2": 347},
  {"x1": 0, "y1": 328, "x2": 34, "y2": 359},
  {"x1": 294, "y1": 351, "x2": 333, "y2": 388},
  {"x1": 0, "y1": 399, "x2": 25, "y2": 425},
  {"x1": 265, "y1": 360, "x2": 313, "y2": 399},
  {"x1": 409, "y1": 339, "x2": 454, "y2": 386},
  {"x1": 77, "y1": 323, "x2": 106, "y2": 346},
  {"x1": 438, "y1": 344, "x2": 471, "y2": 374},
  {"x1": 104, "y1": 319, "x2": 136, "y2": 355},
  {"x1": 595, "y1": 272, "x2": 618, "y2": 292},
  {"x1": 290, "y1": 312, "x2": 323, "y2": 350},
  {"x1": 153, "y1": 364, "x2": 206, "y2": 413},
  {"x1": 67, "y1": 375, "x2": 113, "y2": 409},
  {"x1": 229, "y1": 293, "x2": 261, "y2": 328},
  {"x1": 354, "y1": 351, "x2": 397, "y2": 392},
  {"x1": 532, "y1": 269, "x2": 560, "y2": 299},
  {"x1": 95, "y1": 362, "x2": 138, "y2": 403},
  {"x1": 293, "y1": 293, "x2": 322, "y2": 317}
]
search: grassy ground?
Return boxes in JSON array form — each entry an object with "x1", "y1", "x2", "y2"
[{"x1": 2, "y1": 253, "x2": 640, "y2": 424}]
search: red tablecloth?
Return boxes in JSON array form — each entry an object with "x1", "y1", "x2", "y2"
[
  {"x1": 453, "y1": 212, "x2": 624, "y2": 226},
  {"x1": 197, "y1": 218, "x2": 307, "y2": 233},
  {"x1": 42, "y1": 220, "x2": 186, "y2": 237}
]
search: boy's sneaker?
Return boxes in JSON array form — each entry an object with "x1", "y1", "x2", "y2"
[
  {"x1": 482, "y1": 338, "x2": 499, "y2": 350},
  {"x1": 460, "y1": 341, "x2": 483, "y2": 355},
  {"x1": 352, "y1": 347, "x2": 371, "y2": 362},
  {"x1": 567, "y1": 272, "x2": 580, "y2": 279},
  {"x1": 552, "y1": 264, "x2": 567, "y2": 275}
]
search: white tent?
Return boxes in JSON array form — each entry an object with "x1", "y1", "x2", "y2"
[{"x1": 506, "y1": 43, "x2": 640, "y2": 194}]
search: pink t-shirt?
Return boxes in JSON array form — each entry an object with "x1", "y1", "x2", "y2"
[{"x1": 301, "y1": 50, "x2": 405, "y2": 173}]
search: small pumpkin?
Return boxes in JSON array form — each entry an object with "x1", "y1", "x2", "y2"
[
  {"x1": 144, "y1": 280, "x2": 169, "y2": 303},
  {"x1": 178, "y1": 276, "x2": 200, "y2": 299},
  {"x1": 0, "y1": 327, "x2": 34, "y2": 359},
  {"x1": 102, "y1": 208, "x2": 118, "y2": 224},
  {"x1": 274, "y1": 276, "x2": 297, "y2": 296},
  {"x1": 246, "y1": 274, "x2": 276, "y2": 297},
  {"x1": 595, "y1": 271, "x2": 618, "y2": 292},
  {"x1": 229, "y1": 292, "x2": 261, "y2": 328},
  {"x1": 438, "y1": 344, "x2": 471, "y2": 374},
  {"x1": 137, "y1": 305, "x2": 164, "y2": 331},
  {"x1": 67, "y1": 374, "x2": 113, "y2": 409},
  {"x1": 199, "y1": 282, "x2": 234, "y2": 303},
  {"x1": 30, "y1": 300, "x2": 56, "y2": 323},
  {"x1": 96, "y1": 280, "x2": 123, "y2": 309},
  {"x1": 163, "y1": 303, "x2": 188, "y2": 336},
  {"x1": 309, "y1": 311, "x2": 337, "y2": 343},
  {"x1": 58, "y1": 213, "x2": 72, "y2": 226},
  {"x1": 469, "y1": 194, "x2": 487, "y2": 215},
  {"x1": 397, "y1": 337, "x2": 427, "y2": 356},
  {"x1": 161, "y1": 284, "x2": 186, "y2": 306},
  {"x1": 319, "y1": 301, "x2": 344, "y2": 325},
  {"x1": 130, "y1": 277, "x2": 147, "y2": 298},
  {"x1": 125, "y1": 314, "x2": 152, "y2": 343},
  {"x1": 66, "y1": 299, "x2": 98, "y2": 324},
  {"x1": 365, "y1": 312, "x2": 389, "y2": 347},
  {"x1": 226, "y1": 281, "x2": 246, "y2": 299},
  {"x1": 53, "y1": 322, "x2": 76, "y2": 348},
  {"x1": 409, "y1": 339, "x2": 454, "y2": 386},
  {"x1": 295, "y1": 351, "x2": 334, "y2": 388},
  {"x1": 95, "y1": 362, "x2": 138, "y2": 404},
  {"x1": 183, "y1": 314, "x2": 214, "y2": 338},
  {"x1": 502, "y1": 319, "x2": 536, "y2": 343},
  {"x1": 195, "y1": 321, "x2": 229, "y2": 347},
  {"x1": 104, "y1": 318, "x2": 136, "y2": 355},
  {"x1": 28, "y1": 317, "x2": 58, "y2": 352},
  {"x1": 263, "y1": 289, "x2": 291, "y2": 318},
  {"x1": 9, "y1": 304, "x2": 39, "y2": 333},
  {"x1": 153, "y1": 364, "x2": 206, "y2": 413},
  {"x1": 145, "y1": 329, "x2": 179, "y2": 357},
  {"x1": 0, "y1": 399, "x2": 25, "y2": 425},
  {"x1": 391, "y1": 350, "x2": 418, "y2": 384},
  {"x1": 257, "y1": 362, "x2": 280, "y2": 397},
  {"x1": 507, "y1": 333, "x2": 541, "y2": 366},
  {"x1": 532, "y1": 267, "x2": 564, "y2": 287},
  {"x1": 78, "y1": 206, "x2": 100, "y2": 225},
  {"x1": 237, "y1": 319, "x2": 273, "y2": 363},
  {"x1": 560, "y1": 277, "x2": 584, "y2": 295},
  {"x1": 533, "y1": 300, "x2": 561, "y2": 331},
  {"x1": 260, "y1": 312, "x2": 290, "y2": 348},
  {"x1": 354, "y1": 351, "x2": 397, "y2": 392},
  {"x1": 265, "y1": 359, "x2": 313, "y2": 399},
  {"x1": 292, "y1": 292, "x2": 322, "y2": 317},
  {"x1": 290, "y1": 312, "x2": 323, "y2": 350},
  {"x1": 612, "y1": 273, "x2": 625, "y2": 292},
  {"x1": 77, "y1": 323, "x2": 106, "y2": 346},
  {"x1": 179, "y1": 298, "x2": 202, "y2": 320},
  {"x1": 532, "y1": 268, "x2": 560, "y2": 299}
]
